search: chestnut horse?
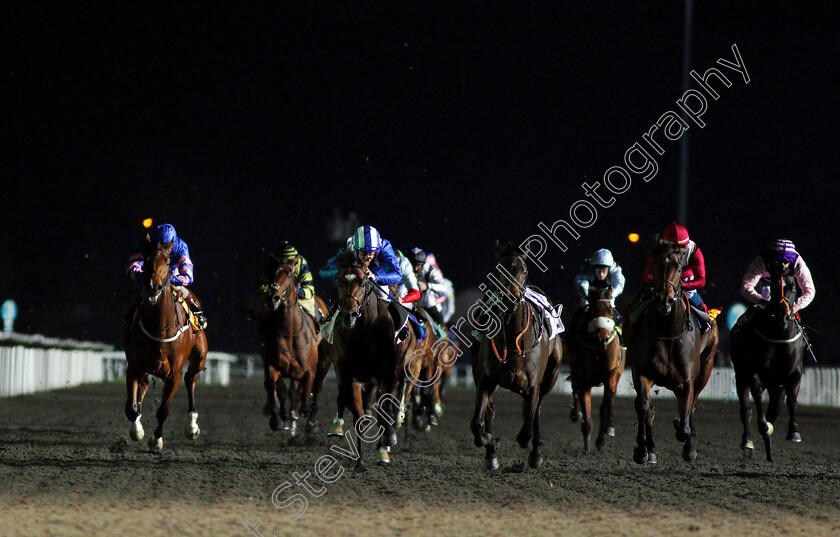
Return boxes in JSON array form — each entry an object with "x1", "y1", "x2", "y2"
[
  {"x1": 567, "y1": 285, "x2": 625, "y2": 452},
  {"x1": 123, "y1": 235, "x2": 208, "y2": 451},
  {"x1": 627, "y1": 244, "x2": 719, "y2": 464},
  {"x1": 257, "y1": 254, "x2": 331, "y2": 435},
  {"x1": 332, "y1": 253, "x2": 417, "y2": 469},
  {"x1": 470, "y1": 242, "x2": 563, "y2": 470},
  {"x1": 730, "y1": 262, "x2": 804, "y2": 461}
]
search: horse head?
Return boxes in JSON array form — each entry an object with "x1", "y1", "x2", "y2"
[
  {"x1": 494, "y1": 241, "x2": 528, "y2": 302},
  {"x1": 766, "y1": 260, "x2": 797, "y2": 328},
  {"x1": 141, "y1": 234, "x2": 172, "y2": 305},
  {"x1": 651, "y1": 243, "x2": 683, "y2": 315},
  {"x1": 586, "y1": 285, "x2": 615, "y2": 349},
  {"x1": 337, "y1": 250, "x2": 373, "y2": 329},
  {"x1": 262, "y1": 254, "x2": 297, "y2": 311}
]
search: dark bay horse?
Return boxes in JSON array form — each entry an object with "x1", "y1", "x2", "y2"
[
  {"x1": 124, "y1": 234, "x2": 208, "y2": 451},
  {"x1": 730, "y1": 263, "x2": 804, "y2": 461},
  {"x1": 471, "y1": 242, "x2": 563, "y2": 470},
  {"x1": 627, "y1": 245, "x2": 719, "y2": 464},
  {"x1": 257, "y1": 254, "x2": 331, "y2": 435},
  {"x1": 332, "y1": 253, "x2": 416, "y2": 469},
  {"x1": 567, "y1": 285, "x2": 625, "y2": 452}
]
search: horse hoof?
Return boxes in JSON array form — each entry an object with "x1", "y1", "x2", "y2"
[
  {"x1": 595, "y1": 438, "x2": 605, "y2": 452},
  {"x1": 570, "y1": 407, "x2": 581, "y2": 423},
  {"x1": 396, "y1": 411, "x2": 405, "y2": 428},
  {"x1": 647, "y1": 452, "x2": 658, "y2": 465},
  {"x1": 429, "y1": 415, "x2": 438, "y2": 427},
  {"x1": 765, "y1": 422, "x2": 775, "y2": 436},
  {"x1": 683, "y1": 448, "x2": 697, "y2": 463},
  {"x1": 365, "y1": 409, "x2": 374, "y2": 418},
  {"x1": 376, "y1": 447, "x2": 391, "y2": 465},
  {"x1": 290, "y1": 410, "x2": 299, "y2": 421},
  {"x1": 741, "y1": 439, "x2": 755, "y2": 450},
  {"x1": 184, "y1": 412, "x2": 200, "y2": 440},
  {"x1": 515, "y1": 430, "x2": 531, "y2": 449},
  {"x1": 128, "y1": 416, "x2": 144, "y2": 442},
  {"x1": 528, "y1": 451, "x2": 543, "y2": 469},
  {"x1": 148, "y1": 435, "x2": 163, "y2": 452},
  {"x1": 788, "y1": 432, "x2": 802, "y2": 443},
  {"x1": 306, "y1": 421, "x2": 318, "y2": 434},
  {"x1": 382, "y1": 432, "x2": 398, "y2": 448},
  {"x1": 633, "y1": 446, "x2": 648, "y2": 465},
  {"x1": 607, "y1": 427, "x2": 616, "y2": 437},
  {"x1": 433, "y1": 403, "x2": 443, "y2": 417},
  {"x1": 269, "y1": 415, "x2": 284, "y2": 432},
  {"x1": 484, "y1": 456, "x2": 500, "y2": 472}
]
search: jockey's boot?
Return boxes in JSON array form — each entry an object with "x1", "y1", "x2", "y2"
[{"x1": 188, "y1": 298, "x2": 208, "y2": 329}]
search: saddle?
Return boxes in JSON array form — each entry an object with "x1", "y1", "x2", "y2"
[{"x1": 174, "y1": 290, "x2": 205, "y2": 332}]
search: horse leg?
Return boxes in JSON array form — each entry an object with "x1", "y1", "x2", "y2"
[
  {"x1": 750, "y1": 383, "x2": 773, "y2": 462},
  {"x1": 677, "y1": 387, "x2": 697, "y2": 463},
  {"x1": 183, "y1": 358, "x2": 204, "y2": 440},
  {"x1": 578, "y1": 386, "x2": 593, "y2": 453},
  {"x1": 470, "y1": 379, "x2": 497, "y2": 468},
  {"x1": 276, "y1": 378, "x2": 291, "y2": 431},
  {"x1": 596, "y1": 376, "x2": 618, "y2": 451},
  {"x1": 287, "y1": 379, "x2": 300, "y2": 436},
  {"x1": 736, "y1": 375, "x2": 754, "y2": 450},
  {"x1": 309, "y1": 354, "x2": 330, "y2": 432},
  {"x1": 300, "y1": 371, "x2": 316, "y2": 434},
  {"x1": 263, "y1": 369, "x2": 284, "y2": 431},
  {"x1": 484, "y1": 397, "x2": 499, "y2": 471},
  {"x1": 633, "y1": 374, "x2": 655, "y2": 464},
  {"x1": 516, "y1": 387, "x2": 538, "y2": 450},
  {"x1": 784, "y1": 376, "x2": 802, "y2": 443},
  {"x1": 569, "y1": 385, "x2": 582, "y2": 423},
  {"x1": 125, "y1": 372, "x2": 144, "y2": 441},
  {"x1": 149, "y1": 373, "x2": 181, "y2": 451},
  {"x1": 766, "y1": 387, "x2": 784, "y2": 428}
]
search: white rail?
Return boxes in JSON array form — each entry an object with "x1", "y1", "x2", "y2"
[
  {"x1": 456, "y1": 366, "x2": 840, "y2": 408},
  {"x1": 0, "y1": 331, "x2": 238, "y2": 398}
]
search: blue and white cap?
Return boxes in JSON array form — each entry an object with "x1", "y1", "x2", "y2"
[
  {"x1": 351, "y1": 226, "x2": 382, "y2": 253},
  {"x1": 153, "y1": 223, "x2": 177, "y2": 243},
  {"x1": 588, "y1": 248, "x2": 614, "y2": 267}
]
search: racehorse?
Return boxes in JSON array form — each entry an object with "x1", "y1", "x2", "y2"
[
  {"x1": 627, "y1": 244, "x2": 719, "y2": 464},
  {"x1": 257, "y1": 253, "x2": 331, "y2": 435},
  {"x1": 567, "y1": 284, "x2": 625, "y2": 452},
  {"x1": 470, "y1": 242, "x2": 563, "y2": 470},
  {"x1": 123, "y1": 234, "x2": 208, "y2": 451},
  {"x1": 332, "y1": 251, "x2": 417, "y2": 469},
  {"x1": 730, "y1": 262, "x2": 804, "y2": 462},
  {"x1": 399, "y1": 305, "x2": 440, "y2": 432}
]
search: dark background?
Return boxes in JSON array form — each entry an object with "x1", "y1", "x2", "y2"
[{"x1": 4, "y1": 3, "x2": 838, "y2": 360}]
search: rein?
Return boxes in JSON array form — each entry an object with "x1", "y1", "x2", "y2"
[
  {"x1": 137, "y1": 249, "x2": 190, "y2": 343},
  {"x1": 490, "y1": 299, "x2": 538, "y2": 363}
]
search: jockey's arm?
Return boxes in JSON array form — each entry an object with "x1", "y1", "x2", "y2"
[
  {"x1": 371, "y1": 242, "x2": 402, "y2": 286},
  {"x1": 125, "y1": 252, "x2": 144, "y2": 279},
  {"x1": 682, "y1": 247, "x2": 705, "y2": 290},
  {"x1": 793, "y1": 257, "x2": 816, "y2": 313},
  {"x1": 609, "y1": 264, "x2": 626, "y2": 298},
  {"x1": 573, "y1": 270, "x2": 590, "y2": 300},
  {"x1": 318, "y1": 249, "x2": 343, "y2": 283},
  {"x1": 296, "y1": 256, "x2": 316, "y2": 299},
  {"x1": 740, "y1": 255, "x2": 767, "y2": 305},
  {"x1": 424, "y1": 266, "x2": 448, "y2": 296}
]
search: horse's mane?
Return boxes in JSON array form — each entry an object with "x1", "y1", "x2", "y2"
[
  {"x1": 336, "y1": 248, "x2": 363, "y2": 270},
  {"x1": 649, "y1": 240, "x2": 679, "y2": 258},
  {"x1": 494, "y1": 241, "x2": 526, "y2": 261}
]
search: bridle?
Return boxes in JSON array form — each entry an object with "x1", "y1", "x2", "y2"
[
  {"x1": 338, "y1": 265, "x2": 376, "y2": 322},
  {"x1": 489, "y1": 255, "x2": 539, "y2": 363}
]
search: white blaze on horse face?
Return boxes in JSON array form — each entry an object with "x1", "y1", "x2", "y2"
[
  {"x1": 588, "y1": 317, "x2": 615, "y2": 333},
  {"x1": 345, "y1": 274, "x2": 357, "y2": 283}
]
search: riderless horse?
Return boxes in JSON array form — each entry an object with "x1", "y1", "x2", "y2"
[
  {"x1": 730, "y1": 261, "x2": 804, "y2": 462},
  {"x1": 626, "y1": 244, "x2": 719, "y2": 464},
  {"x1": 470, "y1": 242, "x2": 563, "y2": 470},
  {"x1": 567, "y1": 284, "x2": 625, "y2": 452},
  {"x1": 123, "y1": 234, "x2": 208, "y2": 451}
]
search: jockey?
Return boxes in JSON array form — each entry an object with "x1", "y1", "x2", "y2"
[
  {"x1": 318, "y1": 225, "x2": 408, "y2": 343},
  {"x1": 425, "y1": 253, "x2": 456, "y2": 323},
  {"x1": 574, "y1": 248, "x2": 625, "y2": 309},
  {"x1": 275, "y1": 241, "x2": 322, "y2": 331},
  {"x1": 628, "y1": 223, "x2": 708, "y2": 333},
  {"x1": 125, "y1": 223, "x2": 207, "y2": 328},
  {"x1": 409, "y1": 247, "x2": 448, "y2": 326},
  {"x1": 741, "y1": 238, "x2": 815, "y2": 315}
]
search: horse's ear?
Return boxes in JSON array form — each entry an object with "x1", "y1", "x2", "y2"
[
  {"x1": 494, "y1": 240, "x2": 504, "y2": 260},
  {"x1": 520, "y1": 244, "x2": 530, "y2": 257},
  {"x1": 145, "y1": 233, "x2": 151, "y2": 244}
]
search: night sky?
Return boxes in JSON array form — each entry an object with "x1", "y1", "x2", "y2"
[{"x1": 5, "y1": 4, "x2": 839, "y2": 361}]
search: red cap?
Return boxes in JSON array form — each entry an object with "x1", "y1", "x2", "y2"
[{"x1": 662, "y1": 223, "x2": 690, "y2": 245}]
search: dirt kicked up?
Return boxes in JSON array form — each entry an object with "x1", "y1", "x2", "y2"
[{"x1": 0, "y1": 378, "x2": 839, "y2": 537}]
